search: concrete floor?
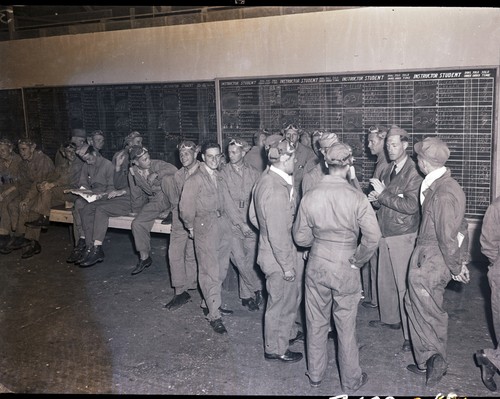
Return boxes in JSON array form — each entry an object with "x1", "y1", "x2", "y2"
[{"x1": 0, "y1": 223, "x2": 497, "y2": 396}]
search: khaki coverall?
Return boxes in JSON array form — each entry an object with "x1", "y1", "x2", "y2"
[
  {"x1": 249, "y1": 168, "x2": 303, "y2": 355},
  {"x1": 179, "y1": 163, "x2": 232, "y2": 321},
  {"x1": 220, "y1": 161, "x2": 263, "y2": 300},
  {"x1": 0, "y1": 153, "x2": 22, "y2": 235},
  {"x1": 162, "y1": 161, "x2": 200, "y2": 294},
  {"x1": 293, "y1": 175, "x2": 381, "y2": 389},
  {"x1": 405, "y1": 169, "x2": 468, "y2": 370}
]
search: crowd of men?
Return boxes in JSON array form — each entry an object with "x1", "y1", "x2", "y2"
[{"x1": 0, "y1": 124, "x2": 498, "y2": 393}]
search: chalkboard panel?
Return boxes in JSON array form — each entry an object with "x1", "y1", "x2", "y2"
[
  {"x1": 219, "y1": 68, "x2": 497, "y2": 219},
  {"x1": 24, "y1": 82, "x2": 217, "y2": 166},
  {"x1": 0, "y1": 89, "x2": 25, "y2": 142}
]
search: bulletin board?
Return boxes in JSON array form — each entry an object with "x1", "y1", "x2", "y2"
[{"x1": 218, "y1": 68, "x2": 497, "y2": 219}]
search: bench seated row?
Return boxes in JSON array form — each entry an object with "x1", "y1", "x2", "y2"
[{"x1": 48, "y1": 205, "x2": 171, "y2": 234}]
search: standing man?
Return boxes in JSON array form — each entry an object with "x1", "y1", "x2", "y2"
[
  {"x1": 293, "y1": 141, "x2": 381, "y2": 390},
  {"x1": 362, "y1": 125, "x2": 389, "y2": 309},
  {"x1": 367, "y1": 125, "x2": 422, "y2": 353},
  {"x1": 163, "y1": 140, "x2": 201, "y2": 311},
  {"x1": 129, "y1": 145, "x2": 177, "y2": 275},
  {"x1": 0, "y1": 138, "x2": 22, "y2": 250},
  {"x1": 220, "y1": 138, "x2": 264, "y2": 311},
  {"x1": 475, "y1": 195, "x2": 500, "y2": 391},
  {"x1": 249, "y1": 134, "x2": 303, "y2": 362},
  {"x1": 179, "y1": 142, "x2": 232, "y2": 334},
  {"x1": 244, "y1": 130, "x2": 269, "y2": 173},
  {"x1": 405, "y1": 137, "x2": 470, "y2": 387}
]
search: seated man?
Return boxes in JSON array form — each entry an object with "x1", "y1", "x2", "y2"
[
  {"x1": 128, "y1": 145, "x2": 177, "y2": 275},
  {"x1": 1, "y1": 138, "x2": 55, "y2": 258},
  {"x1": 0, "y1": 138, "x2": 22, "y2": 250},
  {"x1": 66, "y1": 144, "x2": 114, "y2": 264},
  {"x1": 87, "y1": 130, "x2": 106, "y2": 154}
]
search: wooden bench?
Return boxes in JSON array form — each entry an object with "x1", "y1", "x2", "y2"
[{"x1": 49, "y1": 205, "x2": 171, "y2": 234}]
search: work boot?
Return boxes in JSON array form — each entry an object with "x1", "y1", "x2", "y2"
[
  {"x1": 165, "y1": 291, "x2": 191, "y2": 310},
  {"x1": 0, "y1": 235, "x2": 30, "y2": 254},
  {"x1": 242, "y1": 297, "x2": 259, "y2": 311},
  {"x1": 209, "y1": 318, "x2": 227, "y2": 334},
  {"x1": 25, "y1": 214, "x2": 50, "y2": 228},
  {"x1": 66, "y1": 238, "x2": 86, "y2": 263},
  {"x1": 75, "y1": 246, "x2": 92, "y2": 265},
  {"x1": 79, "y1": 245, "x2": 105, "y2": 267},
  {"x1": 21, "y1": 240, "x2": 41, "y2": 259}
]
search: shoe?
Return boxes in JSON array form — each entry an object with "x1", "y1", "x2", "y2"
[
  {"x1": 289, "y1": 330, "x2": 305, "y2": 345},
  {"x1": 306, "y1": 373, "x2": 321, "y2": 388},
  {"x1": 219, "y1": 307, "x2": 233, "y2": 315},
  {"x1": 254, "y1": 290, "x2": 264, "y2": 307},
  {"x1": 475, "y1": 350, "x2": 498, "y2": 391},
  {"x1": 25, "y1": 215, "x2": 50, "y2": 228},
  {"x1": 165, "y1": 291, "x2": 191, "y2": 311},
  {"x1": 362, "y1": 301, "x2": 378, "y2": 309},
  {"x1": 75, "y1": 246, "x2": 92, "y2": 265},
  {"x1": 327, "y1": 331, "x2": 335, "y2": 341},
  {"x1": 209, "y1": 318, "x2": 227, "y2": 334},
  {"x1": 0, "y1": 234, "x2": 11, "y2": 249},
  {"x1": 264, "y1": 350, "x2": 303, "y2": 363},
  {"x1": 368, "y1": 320, "x2": 401, "y2": 330},
  {"x1": 79, "y1": 245, "x2": 105, "y2": 267},
  {"x1": 242, "y1": 297, "x2": 259, "y2": 311},
  {"x1": 66, "y1": 238, "x2": 86, "y2": 263},
  {"x1": 131, "y1": 256, "x2": 152, "y2": 275},
  {"x1": 21, "y1": 240, "x2": 41, "y2": 259},
  {"x1": 426, "y1": 353, "x2": 447, "y2": 387},
  {"x1": 344, "y1": 372, "x2": 368, "y2": 392},
  {"x1": 407, "y1": 364, "x2": 426, "y2": 375},
  {"x1": 5, "y1": 235, "x2": 31, "y2": 251},
  {"x1": 161, "y1": 212, "x2": 172, "y2": 225},
  {"x1": 402, "y1": 339, "x2": 412, "y2": 352}
]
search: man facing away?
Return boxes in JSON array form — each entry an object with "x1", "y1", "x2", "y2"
[
  {"x1": 249, "y1": 134, "x2": 303, "y2": 363},
  {"x1": 405, "y1": 137, "x2": 470, "y2": 387},
  {"x1": 293, "y1": 141, "x2": 381, "y2": 391}
]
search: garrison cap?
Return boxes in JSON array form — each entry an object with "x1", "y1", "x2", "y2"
[{"x1": 414, "y1": 137, "x2": 450, "y2": 166}]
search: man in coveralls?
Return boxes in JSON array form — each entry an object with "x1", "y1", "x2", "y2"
[
  {"x1": 249, "y1": 134, "x2": 303, "y2": 363},
  {"x1": 179, "y1": 142, "x2": 232, "y2": 334},
  {"x1": 293, "y1": 141, "x2": 381, "y2": 390},
  {"x1": 163, "y1": 140, "x2": 201, "y2": 311},
  {"x1": 128, "y1": 145, "x2": 177, "y2": 275},
  {"x1": 475, "y1": 194, "x2": 500, "y2": 391},
  {"x1": 405, "y1": 137, "x2": 470, "y2": 387},
  {"x1": 220, "y1": 138, "x2": 264, "y2": 311}
]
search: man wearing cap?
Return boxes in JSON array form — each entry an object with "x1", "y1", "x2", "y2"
[
  {"x1": 88, "y1": 130, "x2": 106, "y2": 154},
  {"x1": 220, "y1": 138, "x2": 264, "y2": 312},
  {"x1": 476, "y1": 195, "x2": 500, "y2": 392},
  {"x1": 249, "y1": 134, "x2": 303, "y2": 362},
  {"x1": 367, "y1": 125, "x2": 422, "y2": 353},
  {"x1": 0, "y1": 138, "x2": 22, "y2": 250},
  {"x1": 1, "y1": 139, "x2": 55, "y2": 258},
  {"x1": 405, "y1": 137, "x2": 469, "y2": 387},
  {"x1": 179, "y1": 142, "x2": 233, "y2": 334},
  {"x1": 293, "y1": 141, "x2": 381, "y2": 390},
  {"x1": 55, "y1": 128, "x2": 87, "y2": 188},
  {"x1": 65, "y1": 144, "x2": 114, "y2": 264},
  {"x1": 163, "y1": 140, "x2": 201, "y2": 311},
  {"x1": 362, "y1": 125, "x2": 390, "y2": 309},
  {"x1": 128, "y1": 145, "x2": 177, "y2": 275}
]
